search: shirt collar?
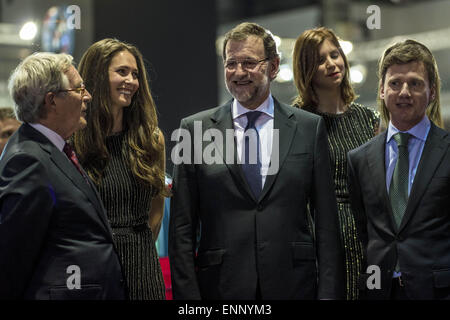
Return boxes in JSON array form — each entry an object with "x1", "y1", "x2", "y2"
[
  {"x1": 28, "y1": 122, "x2": 66, "y2": 151},
  {"x1": 232, "y1": 94, "x2": 274, "y2": 120},
  {"x1": 387, "y1": 115, "x2": 430, "y2": 143}
]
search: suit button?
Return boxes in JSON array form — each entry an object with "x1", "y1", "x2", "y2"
[{"x1": 257, "y1": 204, "x2": 263, "y2": 211}]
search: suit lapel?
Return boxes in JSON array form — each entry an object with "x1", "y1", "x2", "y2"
[
  {"x1": 259, "y1": 99, "x2": 296, "y2": 202},
  {"x1": 206, "y1": 101, "x2": 255, "y2": 200},
  {"x1": 366, "y1": 132, "x2": 399, "y2": 231},
  {"x1": 50, "y1": 150, "x2": 112, "y2": 234},
  {"x1": 399, "y1": 124, "x2": 449, "y2": 232},
  {"x1": 23, "y1": 124, "x2": 112, "y2": 235}
]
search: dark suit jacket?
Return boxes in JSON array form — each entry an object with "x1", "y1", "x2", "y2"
[
  {"x1": 348, "y1": 122, "x2": 450, "y2": 299},
  {"x1": 0, "y1": 124, "x2": 125, "y2": 299},
  {"x1": 169, "y1": 98, "x2": 344, "y2": 300}
]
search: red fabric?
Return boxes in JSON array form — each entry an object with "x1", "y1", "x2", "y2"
[
  {"x1": 63, "y1": 143, "x2": 83, "y2": 174},
  {"x1": 159, "y1": 257, "x2": 172, "y2": 300}
]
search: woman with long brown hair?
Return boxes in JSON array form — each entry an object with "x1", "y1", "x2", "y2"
[
  {"x1": 292, "y1": 27, "x2": 380, "y2": 299},
  {"x1": 73, "y1": 38, "x2": 169, "y2": 300}
]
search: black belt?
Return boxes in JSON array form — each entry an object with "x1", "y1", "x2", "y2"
[{"x1": 111, "y1": 223, "x2": 148, "y2": 235}]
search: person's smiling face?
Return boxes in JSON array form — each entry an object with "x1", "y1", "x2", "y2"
[
  {"x1": 108, "y1": 50, "x2": 139, "y2": 112},
  {"x1": 224, "y1": 35, "x2": 278, "y2": 110}
]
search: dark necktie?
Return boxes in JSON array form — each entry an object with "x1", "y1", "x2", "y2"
[
  {"x1": 389, "y1": 132, "x2": 411, "y2": 228},
  {"x1": 63, "y1": 143, "x2": 85, "y2": 178},
  {"x1": 242, "y1": 111, "x2": 263, "y2": 199}
]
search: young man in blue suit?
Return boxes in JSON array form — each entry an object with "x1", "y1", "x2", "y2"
[{"x1": 348, "y1": 40, "x2": 450, "y2": 300}]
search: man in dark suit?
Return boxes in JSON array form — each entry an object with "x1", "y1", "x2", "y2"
[
  {"x1": 348, "y1": 39, "x2": 450, "y2": 300},
  {"x1": 0, "y1": 52, "x2": 125, "y2": 299},
  {"x1": 169, "y1": 22, "x2": 343, "y2": 300}
]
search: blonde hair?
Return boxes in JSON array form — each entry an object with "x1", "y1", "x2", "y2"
[{"x1": 377, "y1": 39, "x2": 443, "y2": 128}]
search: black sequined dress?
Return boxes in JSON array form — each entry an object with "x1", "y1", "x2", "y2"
[
  {"x1": 310, "y1": 103, "x2": 380, "y2": 300},
  {"x1": 92, "y1": 131, "x2": 165, "y2": 300}
]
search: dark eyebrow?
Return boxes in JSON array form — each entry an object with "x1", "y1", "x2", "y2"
[
  {"x1": 388, "y1": 78, "x2": 400, "y2": 84},
  {"x1": 116, "y1": 65, "x2": 139, "y2": 71}
]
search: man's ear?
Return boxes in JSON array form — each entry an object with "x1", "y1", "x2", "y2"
[
  {"x1": 379, "y1": 80, "x2": 385, "y2": 99},
  {"x1": 43, "y1": 92, "x2": 58, "y2": 113},
  {"x1": 269, "y1": 56, "x2": 280, "y2": 81},
  {"x1": 430, "y1": 86, "x2": 436, "y2": 101}
]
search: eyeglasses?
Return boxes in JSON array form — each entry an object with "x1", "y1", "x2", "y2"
[
  {"x1": 223, "y1": 58, "x2": 268, "y2": 71},
  {"x1": 58, "y1": 84, "x2": 86, "y2": 95}
]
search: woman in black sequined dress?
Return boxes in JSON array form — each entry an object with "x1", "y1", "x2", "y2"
[
  {"x1": 292, "y1": 27, "x2": 380, "y2": 300},
  {"x1": 73, "y1": 39, "x2": 169, "y2": 300}
]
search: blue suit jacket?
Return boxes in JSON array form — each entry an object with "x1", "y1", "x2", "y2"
[{"x1": 348, "y1": 122, "x2": 450, "y2": 299}]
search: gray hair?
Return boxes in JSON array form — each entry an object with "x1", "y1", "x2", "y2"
[{"x1": 8, "y1": 52, "x2": 74, "y2": 123}]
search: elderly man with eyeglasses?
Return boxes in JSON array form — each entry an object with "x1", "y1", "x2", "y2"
[
  {"x1": 0, "y1": 52, "x2": 126, "y2": 300},
  {"x1": 169, "y1": 22, "x2": 344, "y2": 300}
]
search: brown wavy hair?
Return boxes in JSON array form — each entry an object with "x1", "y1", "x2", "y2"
[
  {"x1": 377, "y1": 39, "x2": 443, "y2": 128},
  {"x1": 292, "y1": 27, "x2": 356, "y2": 109},
  {"x1": 73, "y1": 38, "x2": 168, "y2": 197}
]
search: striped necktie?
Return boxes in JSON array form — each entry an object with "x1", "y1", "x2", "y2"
[{"x1": 63, "y1": 143, "x2": 86, "y2": 180}]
